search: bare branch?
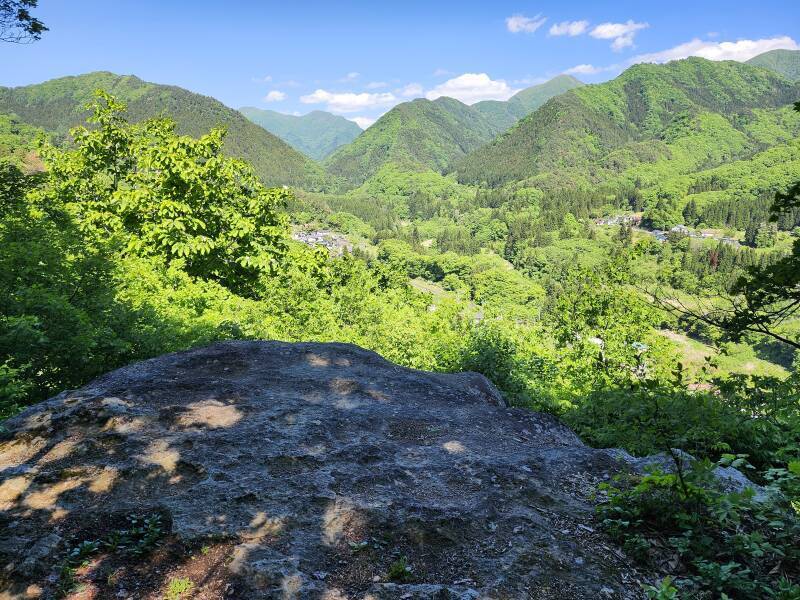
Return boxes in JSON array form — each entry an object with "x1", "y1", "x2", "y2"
[{"x1": 641, "y1": 283, "x2": 800, "y2": 351}]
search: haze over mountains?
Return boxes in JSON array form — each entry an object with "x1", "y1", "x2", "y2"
[
  {"x1": 322, "y1": 96, "x2": 501, "y2": 187},
  {"x1": 238, "y1": 107, "x2": 362, "y2": 160},
  {"x1": 471, "y1": 74, "x2": 584, "y2": 131},
  {"x1": 238, "y1": 75, "x2": 583, "y2": 172}
]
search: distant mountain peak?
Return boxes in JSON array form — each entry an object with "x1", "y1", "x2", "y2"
[
  {"x1": 323, "y1": 95, "x2": 497, "y2": 187},
  {"x1": 239, "y1": 106, "x2": 361, "y2": 161},
  {"x1": 746, "y1": 49, "x2": 800, "y2": 80},
  {"x1": 471, "y1": 74, "x2": 585, "y2": 132}
]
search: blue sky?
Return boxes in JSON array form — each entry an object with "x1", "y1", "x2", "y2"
[{"x1": 2, "y1": 0, "x2": 798, "y2": 128}]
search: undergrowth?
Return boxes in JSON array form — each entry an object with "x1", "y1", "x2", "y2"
[
  {"x1": 597, "y1": 456, "x2": 800, "y2": 599},
  {"x1": 56, "y1": 513, "x2": 166, "y2": 597}
]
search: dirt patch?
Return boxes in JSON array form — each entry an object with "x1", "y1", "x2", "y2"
[{"x1": 61, "y1": 537, "x2": 240, "y2": 600}]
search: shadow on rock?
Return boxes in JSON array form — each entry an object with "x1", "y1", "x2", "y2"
[{"x1": 1, "y1": 341, "x2": 653, "y2": 599}]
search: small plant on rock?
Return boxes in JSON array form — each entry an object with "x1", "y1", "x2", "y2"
[
  {"x1": 164, "y1": 577, "x2": 194, "y2": 600},
  {"x1": 55, "y1": 512, "x2": 167, "y2": 597},
  {"x1": 387, "y1": 556, "x2": 413, "y2": 582},
  {"x1": 643, "y1": 577, "x2": 679, "y2": 600},
  {"x1": 126, "y1": 513, "x2": 165, "y2": 555}
]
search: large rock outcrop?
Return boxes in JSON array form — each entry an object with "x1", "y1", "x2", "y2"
[{"x1": 1, "y1": 341, "x2": 654, "y2": 599}]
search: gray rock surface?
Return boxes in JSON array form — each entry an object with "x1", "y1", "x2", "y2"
[
  {"x1": 0, "y1": 341, "x2": 654, "y2": 599},
  {"x1": 606, "y1": 449, "x2": 765, "y2": 499}
]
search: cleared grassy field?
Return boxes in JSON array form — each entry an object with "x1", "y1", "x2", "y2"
[{"x1": 661, "y1": 329, "x2": 788, "y2": 381}]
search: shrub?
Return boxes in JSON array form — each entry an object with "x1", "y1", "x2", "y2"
[{"x1": 597, "y1": 457, "x2": 800, "y2": 598}]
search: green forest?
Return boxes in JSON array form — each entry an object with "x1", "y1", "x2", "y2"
[{"x1": 1, "y1": 16, "x2": 800, "y2": 596}]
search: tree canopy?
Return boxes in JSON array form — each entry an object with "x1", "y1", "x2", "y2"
[
  {"x1": 0, "y1": 0, "x2": 46, "y2": 42},
  {"x1": 34, "y1": 91, "x2": 292, "y2": 296}
]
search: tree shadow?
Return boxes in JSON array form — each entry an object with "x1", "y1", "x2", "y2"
[{"x1": 1, "y1": 340, "x2": 646, "y2": 599}]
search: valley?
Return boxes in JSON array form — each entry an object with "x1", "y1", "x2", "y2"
[{"x1": 1, "y1": 17, "x2": 799, "y2": 597}]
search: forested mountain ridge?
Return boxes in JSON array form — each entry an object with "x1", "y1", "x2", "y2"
[
  {"x1": 472, "y1": 74, "x2": 584, "y2": 131},
  {"x1": 323, "y1": 96, "x2": 499, "y2": 187},
  {"x1": 455, "y1": 57, "x2": 800, "y2": 187},
  {"x1": 747, "y1": 49, "x2": 800, "y2": 80},
  {"x1": 0, "y1": 72, "x2": 329, "y2": 189},
  {"x1": 322, "y1": 75, "x2": 584, "y2": 188},
  {"x1": 239, "y1": 107, "x2": 362, "y2": 160}
]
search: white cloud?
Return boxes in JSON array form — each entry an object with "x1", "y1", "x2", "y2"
[
  {"x1": 425, "y1": 73, "x2": 518, "y2": 105},
  {"x1": 251, "y1": 75, "x2": 272, "y2": 83},
  {"x1": 590, "y1": 20, "x2": 649, "y2": 51},
  {"x1": 549, "y1": 20, "x2": 589, "y2": 37},
  {"x1": 339, "y1": 71, "x2": 360, "y2": 82},
  {"x1": 563, "y1": 64, "x2": 602, "y2": 75},
  {"x1": 350, "y1": 116, "x2": 376, "y2": 130},
  {"x1": 299, "y1": 89, "x2": 397, "y2": 113},
  {"x1": 506, "y1": 14, "x2": 547, "y2": 34},
  {"x1": 366, "y1": 81, "x2": 388, "y2": 89},
  {"x1": 563, "y1": 63, "x2": 619, "y2": 75},
  {"x1": 263, "y1": 90, "x2": 286, "y2": 102},
  {"x1": 632, "y1": 35, "x2": 799, "y2": 64},
  {"x1": 399, "y1": 83, "x2": 424, "y2": 97},
  {"x1": 433, "y1": 68, "x2": 452, "y2": 77}
]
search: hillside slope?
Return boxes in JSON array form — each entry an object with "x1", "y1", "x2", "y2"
[
  {"x1": 472, "y1": 74, "x2": 584, "y2": 131},
  {"x1": 747, "y1": 49, "x2": 800, "y2": 80},
  {"x1": 0, "y1": 113, "x2": 45, "y2": 171},
  {"x1": 0, "y1": 72, "x2": 328, "y2": 189},
  {"x1": 324, "y1": 96, "x2": 498, "y2": 187},
  {"x1": 239, "y1": 107, "x2": 361, "y2": 160},
  {"x1": 323, "y1": 76, "x2": 584, "y2": 187},
  {"x1": 456, "y1": 57, "x2": 800, "y2": 187}
]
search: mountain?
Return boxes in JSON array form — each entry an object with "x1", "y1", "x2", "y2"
[
  {"x1": 322, "y1": 75, "x2": 584, "y2": 188},
  {"x1": 323, "y1": 96, "x2": 499, "y2": 187},
  {"x1": 456, "y1": 57, "x2": 800, "y2": 187},
  {"x1": 238, "y1": 108, "x2": 361, "y2": 161},
  {"x1": 746, "y1": 49, "x2": 800, "y2": 81},
  {"x1": 0, "y1": 72, "x2": 328, "y2": 189},
  {"x1": 472, "y1": 74, "x2": 584, "y2": 131}
]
